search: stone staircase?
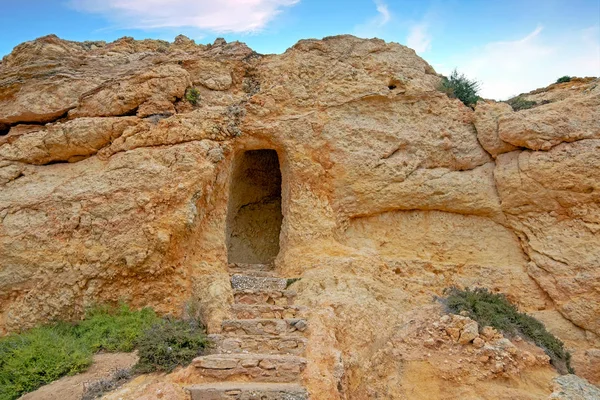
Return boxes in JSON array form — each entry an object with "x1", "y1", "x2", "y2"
[{"x1": 187, "y1": 263, "x2": 309, "y2": 400}]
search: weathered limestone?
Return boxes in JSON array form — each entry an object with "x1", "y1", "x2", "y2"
[
  {"x1": 228, "y1": 263, "x2": 280, "y2": 277},
  {"x1": 185, "y1": 263, "x2": 310, "y2": 396},
  {"x1": 69, "y1": 64, "x2": 190, "y2": 119},
  {"x1": 473, "y1": 101, "x2": 517, "y2": 156},
  {"x1": 222, "y1": 318, "x2": 307, "y2": 336},
  {"x1": 231, "y1": 304, "x2": 305, "y2": 319},
  {"x1": 230, "y1": 274, "x2": 287, "y2": 291},
  {"x1": 549, "y1": 374, "x2": 600, "y2": 400},
  {"x1": 192, "y1": 354, "x2": 306, "y2": 382},
  {"x1": 187, "y1": 383, "x2": 308, "y2": 400},
  {"x1": 497, "y1": 83, "x2": 600, "y2": 151},
  {"x1": 495, "y1": 140, "x2": 600, "y2": 335},
  {"x1": 1, "y1": 33, "x2": 599, "y2": 397},
  {"x1": 233, "y1": 290, "x2": 297, "y2": 306},
  {"x1": 0, "y1": 117, "x2": 139, "y2": 164},
  {"x1": 207, "y1": 334, "x2": 307, "y2": 356}
]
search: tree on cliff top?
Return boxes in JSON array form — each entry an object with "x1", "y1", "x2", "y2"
[{"x1": 438, "y1": 69, "x2": 481, "y2": 107}]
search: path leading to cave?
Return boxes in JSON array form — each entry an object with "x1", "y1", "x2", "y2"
[{"x1": 186, "y1": 263, "x2": 309, "y2": 399}]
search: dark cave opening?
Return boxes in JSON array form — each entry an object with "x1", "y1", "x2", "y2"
[{"x1": 226, "y1": 149, "x2": 283, "y2": 264}]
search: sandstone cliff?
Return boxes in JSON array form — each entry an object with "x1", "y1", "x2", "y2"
[{"x1": 0, "y1": 34, "x2": 598, "y2": 398}]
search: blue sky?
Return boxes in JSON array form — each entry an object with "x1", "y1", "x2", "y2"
[{"x1": 1, "y1": 0, "x2": 598, "y2": 99}]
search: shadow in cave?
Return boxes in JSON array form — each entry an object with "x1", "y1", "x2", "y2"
[{"x1": 226, "y1": 149, "x2": 283, "y2": 264}]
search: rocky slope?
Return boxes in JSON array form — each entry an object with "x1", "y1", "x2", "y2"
[{"x1": 0, "y1": 34, "x2": 598, "y2": 398}]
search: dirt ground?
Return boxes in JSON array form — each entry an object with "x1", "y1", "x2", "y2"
[{"x1": 20, "y1": 352, "x2": 138, "y2": 400}]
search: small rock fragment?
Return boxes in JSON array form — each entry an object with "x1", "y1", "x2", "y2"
[{"x1": 458, "y1": 320, "x2": 479, "y2": 344}]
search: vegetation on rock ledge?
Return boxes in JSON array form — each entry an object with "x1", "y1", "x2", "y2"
[
  {"x1": 437, "y1": 69, "x2": 481, "y2": 107},
  {"x1": 506, "y1": 96, "x2": 538, "y2": 111},
  {"x1": 505, "y1": 95, "x2": 553, "y2": 111},
  {"x1": 441, "y1": 287, "x2": 574, "y2": 374},
  {"x1": 185, "y1": 87, "x2": 201, "y2": 105}
]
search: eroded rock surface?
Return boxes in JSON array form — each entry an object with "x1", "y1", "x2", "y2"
[{"x1": 1, "y1": 34, "x2": 599, "y2": 398}]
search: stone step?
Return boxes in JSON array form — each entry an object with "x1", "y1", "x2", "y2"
[
  {"x1": 207, "y1": 334, "x2": 307, "y2": 356},
  {"x1": 229, "y1": 269, "x2": 279, "y2": 278},
  {"x1": 192, "y1": 354, "x2": 307, "y2": 383},
  {"x1": 187, "y1": 382, "x2": 308, "y2": 400},
  {"x1": 232, "y1": 304, "x2": 306, "y2": 320},
  {"x1": 234, "y1": 289, "x2": 297, "y2": 306},
  {"x1": 228, "y1": 264, "x2": 278, "y2": 277},
  {"x1": 222, "y1": 318, "x2": 308, "y2": 336},
  {"x1": 228, "y1": 263, "x2": 275, "y2": 274},
  {"x1": 231, "y1": 274, "x2": 287, "y2": 291}
]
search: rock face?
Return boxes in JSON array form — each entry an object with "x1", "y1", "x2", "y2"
[{"x1": 0, "y1": 34, "x2": 599, "y2": 398}]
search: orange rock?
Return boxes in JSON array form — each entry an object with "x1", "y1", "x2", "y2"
[{"x1": 0, "y1": 33, "x2": 598, "y2": 398}]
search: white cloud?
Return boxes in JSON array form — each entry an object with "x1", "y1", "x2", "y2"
[
  {"x1": 374, "y1": 0, "x2": 391, "y2": 26},
  {"x1": 354, "y1": 0, "x2": 391, "y2": 38},
  {"x1": 70, "y1": 0, "x2": 299, "y2": 33},
  {"x1": 406, "y1": 23, "x2": 431, "y2": 53},
  {"x1": 438, "y1": 25, "x2": 600, "y2": 100}
]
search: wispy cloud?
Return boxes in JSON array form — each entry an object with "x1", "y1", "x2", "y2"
[
  {"x1": 438, "y1": 25, "x2": 600, "y2": 100},
  {"x1": 70, "y1": 0, "x2": 300, "y2": 33},
  {"x1": 374, "y1": 0, "x2": 391, "y2": 26},
  {"x1": 354, "y1": 0, "x2": 391, "y2": 38},
  {"x1": 406, "y1": 23, "x2": 431, "y2": 53}
]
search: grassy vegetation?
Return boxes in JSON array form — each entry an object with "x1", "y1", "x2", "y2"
[
  {"x1": 0, "y1": 324, "x2": 93, "y2": 400},
  {"x1": 437, "y1": 69, "x2": 481, "y2": 107},
  {"x1": 185, "y1": 87, "x2": 200, "y2": 105},
  {"x1": 556, "y1": 76, "x2": 571, "y2": 84},
  {"x1": 0, "y1": 304, "x2": 209, "y2": 400},
  {"x1": 73, "y1": 304, "x2": 159, "y2": 352},
  {"x1": 506, "y1": 96, "x2": 538, "y2": 111},
  {"x1": 441, "y1": 287, "x2": 573, "y2": 374}
]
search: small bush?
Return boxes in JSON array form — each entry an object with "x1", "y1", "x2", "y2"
[
  {"x1": 506, "y1": 96, "x2": 537, "y2": 111},
  {"x1": 185, "y1": 87, "x2": 200, "y2": 105},
  {"x1": 556, "y1": 76, "x2": 571, "y2": 84},
  {"x1": 0, "y1": 325, "x2": 93, "y2": 400},
  {"x1": 82, "y1": 368, "x2": 131, "y2": 400},
  {"x1": 441, "y1": 287, "x2": 573, "y2": 374},
  {"x1": 0, "y1": 304, "x2": 160, "y2": 400},
  {"x1": 73, "y1": 304, "x2": 159, "y2": 352},
  {"x1": 437, "y1": 69, "x2": 481, "y2": 107},
  {"x1": 134, "y1": 318, "x2": 208, "y2": 373}
]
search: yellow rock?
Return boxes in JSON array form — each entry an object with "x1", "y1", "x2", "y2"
[{"x1": 0, "y1": 34, "x2": 598, "y2": 397}]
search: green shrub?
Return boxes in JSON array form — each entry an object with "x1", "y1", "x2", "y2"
[
  {"x1": 0, "y1": 304, "x2": 161, "y2": 400},
  {"x1": 185, "y1": 87, "x2": 200, "y2": 105},
  {"x1": 134, "y1": 318, "x2": 208, "y2": 373},
  {"x1": 556, "y1": 76, "x2": 571, "y2": 84},
  {"x1": 0, "y1": 325, "x2": 93, "y2": 400},
  {"x1": 506, "y1": 96, "x2": 537, "y2": 111},
  {"x1": 73, "y1": 304, "x2": 158, "y2": 352},
  {"x1": 437, "y1": 69, "x2": 481, "y2": 107},
  {"x1": 441, "y1": 287, "x2": 573, "y2": 374}
]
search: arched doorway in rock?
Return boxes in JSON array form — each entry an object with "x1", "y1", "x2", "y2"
[{"x1": 226, "y1": 149, "x2": 283, "y2": 264}]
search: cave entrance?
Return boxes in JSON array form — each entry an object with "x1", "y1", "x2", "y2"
[{"x1": 226, "y1": 149, "x2": 283, "y2": 264}]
